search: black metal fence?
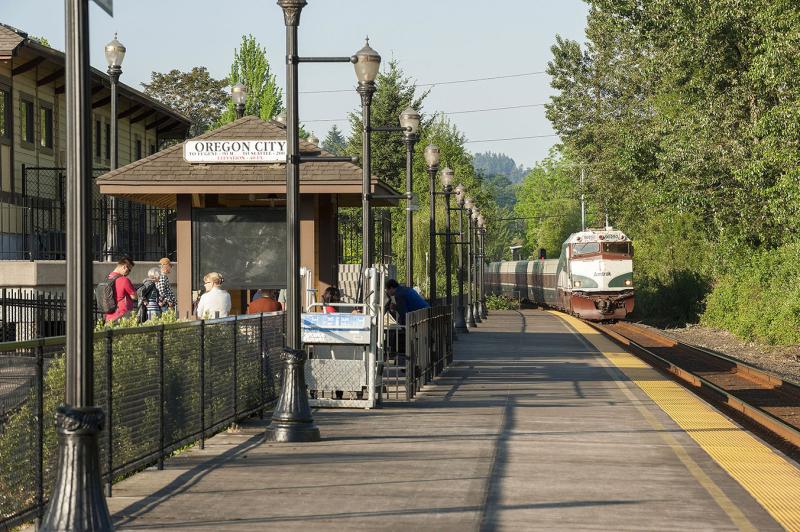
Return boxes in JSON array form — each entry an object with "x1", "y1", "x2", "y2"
[
  {"x1": 0, "y1": 288, "x2": 106, "y2": 343},
  {"x1": 0, "y1": 312, "x2": 285, "y2": 529},
  {"x1": 383, "y1": 305, "x2": 453, "y2": 401},
  {"x1": 337, "y1": 208, "x2": 393, "y2": 265},
  {"x1": 0, "y1": 166, "x2": 175, "y2": 261}
]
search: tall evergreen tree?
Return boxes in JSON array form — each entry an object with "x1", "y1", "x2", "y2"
[
  {"x1": 219, "y1": 34, "x2": 283, "y2": 125},
  {"x1": 322, "y1": 125, "x2": 346, "y2": 155}
]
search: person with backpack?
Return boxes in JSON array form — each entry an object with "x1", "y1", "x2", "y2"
[
  {"x1": 137, "y1": 267, "x2": 162, "y2": 323},
  {"x1": 100, "y1": 256, "x2": 137, "y2": 322}
]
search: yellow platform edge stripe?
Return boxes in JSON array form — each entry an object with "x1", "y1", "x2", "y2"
[{"x1": 557, "y1": 313, "x2": 800, "y2": 530}]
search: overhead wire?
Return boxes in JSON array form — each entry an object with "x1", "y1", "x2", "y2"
[
  {"x1": 298, "y1": 70, "x2": 548, "y2": 95},
  {"x1": 302, "y1": 102, "x2": 547, "y2": 123}
]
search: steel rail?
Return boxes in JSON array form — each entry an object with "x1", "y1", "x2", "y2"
[{"x1": 585, "y1": 319, "x2": 800, "y2": 449}]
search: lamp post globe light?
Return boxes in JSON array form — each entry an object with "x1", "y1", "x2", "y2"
[
  {"x1": 266, "y1": 0, "x2": 320, "y2": 444},
  {"x1": 104, "y1": 33, "x2": 125, "y2": 262},
  {"x1": 308, "y1": 132, "x2": 319, "y2": 146},
  {"x1": 478, "y1": 214, "x2": 488, "y2": 320},
  {"x1": 424, "y1": 144, "x2": 440, "y2": 302},
  {"x1": 231, "y1": 82, "x2": 247, "y2": 119},
  {"x1": 276, "y1": 109, "x2": 287, "y2": 125},
  {"x1": 463, "y1": 197, "x2": 477, "y2": 328},
  {"x1": 440, "y1": 167, "x2": 455, "y2": 322},
  {"x1": 471, "y1": 207, "x2": 482, "y2": 324},
  {"x1": 453, "y1": 184, "x2": 468, "y2": 333},
  {"x1": 41, "y1": 3, "x2": 113, "y2": 529},
  {"x1": 354, "y1": 38, "x2": 380, "y2": 290},
  {"x1": 399, "y1": 107, "x2": 420, "y2": 286}
]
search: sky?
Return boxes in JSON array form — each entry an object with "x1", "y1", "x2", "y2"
[{"x1": 3, "y1": 0, "x2": 590, "y2": 170}]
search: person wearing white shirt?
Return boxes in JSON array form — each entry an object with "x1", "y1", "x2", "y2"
[{"x1": 196, "y1": 272, "x2": 231, "y2": 319}]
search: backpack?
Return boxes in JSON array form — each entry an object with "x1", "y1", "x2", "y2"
[{"x1": 95, "y1": 273, "x2": 121, "y2": 314}]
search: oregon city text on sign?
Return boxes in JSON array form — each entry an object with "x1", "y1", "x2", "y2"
[{"x1": 183, "y1": 139, "x2": 287, "y2": 163}]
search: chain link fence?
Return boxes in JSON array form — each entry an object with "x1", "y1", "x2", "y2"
[{"x1": 0, "y1": 312, "x2": 284, "y2": 529}]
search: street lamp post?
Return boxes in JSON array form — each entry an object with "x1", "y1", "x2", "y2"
[
  {"x1": 440, "y1": 167, "x2": 454, "y2": 319},
  {"x1": 104, "y1": 33, "x2": 124, "y2": 262},
  {"x1": 453, "y1": 185, "x2": 468, "y2": 333},
  {"x1": 355, "y1": 38, "x2": 380, "y2": 293},
  {"x1": 471, "y1": 208, "x2": 482, "y2": 324},
  {"x1": 231, "y1": 82, "x2": 246, "y2": 119},
  {"x1": 399, "y1": 107, "x2": 420, "y2": 286},
  {"x1": 41, "y1": 1, "x2": 113, "y2": 528},
  {"x1": 478, "y1": 215, "x2": 488, "y2": 320},
  {"x1": 268, "y1": 0, "x2": 359, "y2": 442},
  {"x1": 424, "y1": 144, "x2": 440, "y2": 302},
  {"x1": 464, "y1": 197, "x2": 476, "y2": 328}
]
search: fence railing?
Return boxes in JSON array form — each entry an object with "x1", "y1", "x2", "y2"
[
  {"x1": 0, "y1": 288, "x2": 106, "y2": 343},
  {"x1": 0, "y1": 312, "x2": 285, "y2": 529},
  {"x1": 337, "y1": 208, "x2": 393, "y2": 265},
  {"x1": 0, "y1": 166, "x2": 175, "y2": 261},
  {"x1": 402, "y1": 305, "x2": 453, "y2": 401}
]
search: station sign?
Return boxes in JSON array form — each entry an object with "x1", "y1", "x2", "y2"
[
  {"x1": 301, "y1": 313, "x2": 371, "y2": 345},
  {"x1": 183, "y1": 139, "x2": 287, "y2": 164}
]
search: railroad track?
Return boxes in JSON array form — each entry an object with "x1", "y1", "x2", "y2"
[{"x1": 587, "y1": 319, "x2": 800, "y2": 450}]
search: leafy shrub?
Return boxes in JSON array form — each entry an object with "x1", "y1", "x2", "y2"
[
  {"x1": 702, "y1": 242, "x2": 800, "y2": 345},
  {"x1": 485, "y1": 294, "x2": 520, "y2": 310}
]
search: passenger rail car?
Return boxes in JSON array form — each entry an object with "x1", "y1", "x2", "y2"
[{"x1": 487, "y1": 228, "x2": 634, "y2": 320}]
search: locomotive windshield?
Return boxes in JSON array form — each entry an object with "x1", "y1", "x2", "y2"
[
  {"x1": 572, "y1": 242, "x2": 599, "y2": 256},
  {"x1": 603, "y1": 242, "x2": 633, "y2": 256}
]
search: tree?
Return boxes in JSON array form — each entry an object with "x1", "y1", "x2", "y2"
[
  {"x1": 473, "y1": 152, "x2": 529, "y2": 183},
  {"x1": 142, "y1": 67, "x2": 228, "y2": 137},
  {"x1": 218, "y1": 34, "x2": 283, "y2": 125},
  {"x1": 322, "y1": 125, "x2": 346, "y2": 155}
]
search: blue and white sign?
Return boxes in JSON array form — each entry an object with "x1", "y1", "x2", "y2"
[{"x1": 301, "y1": 313, "x2": 371, "y2": 344}]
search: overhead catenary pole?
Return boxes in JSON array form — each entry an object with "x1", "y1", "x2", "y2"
[{"x1": 41, "y1": 0, "x2": 113, "y2": 528}]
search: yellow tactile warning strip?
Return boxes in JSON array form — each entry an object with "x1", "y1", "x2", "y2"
[{"x1": 557, "y1": 312, "x2": 800, "y2": 531}]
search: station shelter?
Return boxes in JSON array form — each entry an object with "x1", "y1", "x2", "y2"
[{"x1": 96, "y1": 116, "x2": 400, "y2": 316}]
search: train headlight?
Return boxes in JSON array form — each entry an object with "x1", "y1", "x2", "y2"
[
  {"x1": 574, "y1": 280, "x2": 581, "y2": 288},
  {"x1": 624, "y1": 279, "x2": 632, "y2": 286}
]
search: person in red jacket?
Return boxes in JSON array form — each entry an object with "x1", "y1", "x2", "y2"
[
  {"x1": 247, "y1": 289, "x2": 282, "y2": 314},
  {"x1": 105, "y1": 256, "x2": 137, "y2": 322}
]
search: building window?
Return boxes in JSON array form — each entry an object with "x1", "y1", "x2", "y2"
[
  {"x1": 95, "y1": 119, "x2": 101, "y2": 159},
  {"x1": 105, "y1": 122, "x2": 111, "y2": 160},
  {"x1": 20, "y1": 98, "x2": 34, "y2": 145},
  {"x1": 0, "y1": 86, "x2": 10, "y2": 141},
  {"x1": 134, "y1": 137, "x2": 142, "y2": 160},
  {"x1": 39, "y1": 103, "x2": 53, "y2": 149}
]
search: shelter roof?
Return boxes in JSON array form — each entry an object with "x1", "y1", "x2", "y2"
[
  {"x1": 0, "y1": 24, "x2": 25, "y2": 59},
  {"x1": 97, "y1": 116, "x2": 400, "y2": 208}
]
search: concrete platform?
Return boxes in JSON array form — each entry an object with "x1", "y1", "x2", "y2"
[{"x1": 105, "y1": 310, "x2": 791, "y2": 531}]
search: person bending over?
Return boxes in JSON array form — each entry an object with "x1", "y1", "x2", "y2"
[{"x1": 385, "y1": 278, "x2": 429, "y2": 325}]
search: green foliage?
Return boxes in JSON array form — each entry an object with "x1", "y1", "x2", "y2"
[
  {"x1": 219, "y1": 34, "x2": 283, "y2": 125},
  {"x1": 703, "y1": 243, "x2": 800, "y2": 344},
  {"x1": 514, "y1": 151, "x2": 581, "y2": 259},
  {"x1": 485, "y1": 294, "x2": 520, "y2": 311},
  {"x1": 322, "y1": 125, "x2": 347, "y2": 156},
  {"x1": 142, "y1": 67, "x2": 229, "y2": 137}
]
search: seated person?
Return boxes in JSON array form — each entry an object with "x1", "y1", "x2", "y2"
[
  {"x1": 247, "y1": 289, "x2": 282, "y2": 314},
  {"x1": 385, "y1": 278, "x2": 430, "y2": 325},
  {"x1": 322, "y1": 286, "x2": 341, "y2": 313}
]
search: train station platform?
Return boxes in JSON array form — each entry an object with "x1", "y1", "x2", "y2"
[{"x1": 104, "y1": 310, "x2": 799, "y2": 531}]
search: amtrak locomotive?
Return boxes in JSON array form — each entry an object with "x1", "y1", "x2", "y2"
[{"x1": 486, "y1": 227, "x2": 634, "y2": 320}]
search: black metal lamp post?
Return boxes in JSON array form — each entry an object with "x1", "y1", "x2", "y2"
[
  {"x1": 478, "y1": 214, "x2": 488, "y2": 320},
  {"x1": 231, "y1": 81, "x2": 246, "y2": 119},
  {"x1": 104, "y1": 33, "x2": 124, "y2": 262},
  {"x1": 464, "y1": 196, "x2": 476, "y2": 328},
  {"x1": 399, "y1": 107, "x2": 420, "y2": 286},
  {"x1": 440, "y1": 167, "x2": 454, "y2": 317},
  {"x1": 355, "y1": 38, "x2": 381, "y2": 288},
  {"x1": 424, "y1": 144, "x2": 440, "y2": 302},
  {"x1": 453, "y1": 184, "x2": 468, "y2": 333},
  {"x1": 471, "y1": 207, "x2": 482, "y2": 324},
  {"x1": 41, "y1": 1, "x2": 113, "y2": 529},
  {"x1": 267, "y1": 0, "x2": 359, "y2": 442}
]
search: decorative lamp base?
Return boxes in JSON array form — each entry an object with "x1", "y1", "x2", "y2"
[
  {"x1": 264, "y1": 347, "x2": 321, "y2": 443},
  {"x1": 40, "y1": 405, "x2": 113, "y2": 531}
]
